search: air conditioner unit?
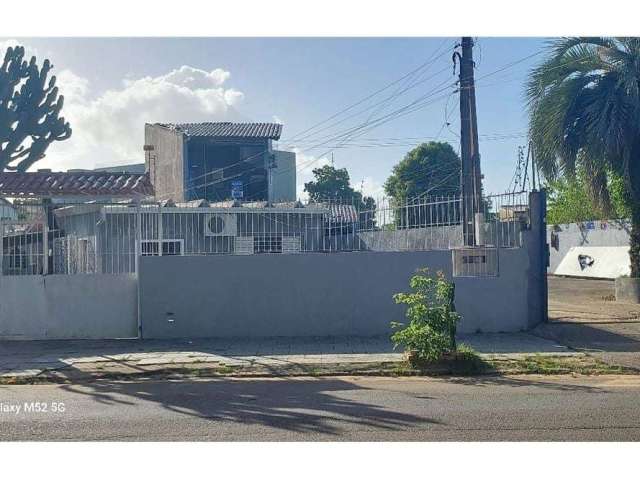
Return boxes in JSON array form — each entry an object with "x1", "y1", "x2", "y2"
[{"x1": 204, "y1": 214, "x2": 237, "y2": 237}]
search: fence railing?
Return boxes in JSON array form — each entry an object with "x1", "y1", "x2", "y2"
[{"x1": 0, "y1": 191, "x2": 531, "y2": 276}]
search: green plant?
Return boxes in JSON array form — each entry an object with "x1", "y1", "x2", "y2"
[
  {"x1": 0, "y1": 45, "x2": 72, "y2": 171},
  {"x1": 384, "y1": 142, "x2": 461, "y2": 201},
  {"x1": 545, "y1": 167, "x2": 631, "y2": 224},
  {"x1": 526, "y1": 37, "x2": 640, "y2": 277},
  {"x1": 390, "y1": 268, "x2": 461, "y2": 365}
]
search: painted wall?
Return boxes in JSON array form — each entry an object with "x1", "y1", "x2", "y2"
[
  {"x1": 271, "y1": 150, "x2": 296, "y2": 202},
  {"x1": 0, "y1": 274, "x2": 138, "y2": 340},
  {"x1": 358, "y1": 225, "x2": 463, "y2": 251},
  {"x1": 139, "y1": 245, "x2": 539, "y2": 339},
  {"x1": 554, "y1": 246, "x2": 630, "y2": 278},
  {"x1": 547, "y1": 219, "x2": 631, "y2": 274},
  {"x1": 145, "y1": 124, "x2": 186, "y2": 202}
]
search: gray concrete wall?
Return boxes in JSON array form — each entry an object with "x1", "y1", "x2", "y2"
[
  {"x1": 271, "y1": 150, "x2": 296, "y2": 202},
  {"x1": 145, "y1": 124, "x2": 186, "y2": 202},
  {"x1": 139, "y1": 246, "x2": 536, "y2": 339},
  {"x1": 0, "y1": 274, "x2": 138, "y2": 340},
  {"x1": 357, "y1": 225, "x2": 463, "y2": 251},
  {"x1": 547, "y1": 219, "x2": 631, "y2": 273}
]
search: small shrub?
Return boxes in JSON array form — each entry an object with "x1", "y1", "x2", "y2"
[
  {"x1": 455, "y1": 342, "x2": 477, "y2": 359},
  {"x1": 390, "y1": 268, "x2": 461, "y2": 365}
]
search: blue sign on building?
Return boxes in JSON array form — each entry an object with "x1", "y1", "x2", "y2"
[{"x1": 231, "y1": 180, "x2": 243, "y2": 200}]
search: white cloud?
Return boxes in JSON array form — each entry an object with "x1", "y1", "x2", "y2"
[
  {"x1": 56, "y1": 70, "x2": 90, "y2": 104},
  {"x1": 0, "y1": 39, "x2": 37, "y2": 59},
  {"x1": 157, "y1": 65, "x2": 230, "y2": 89},
  {"x1": 38, "y1": 65, "x2": 246, "y2": 171},
  {"x1": 359, "y1": 176, "x2": 386, "y2": 201}
]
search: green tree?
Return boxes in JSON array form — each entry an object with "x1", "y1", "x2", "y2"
[
  {"x1": 304, "y1": 164, "x2": 356, "y2": 203},
  {"x1": 384, "y1": 141, "x2": 460, "y2": 202},
  {"x1": 546, "y1": 168, "x2": 631, "y2": 224},
  {"x1": 384, "y1": 142, "x2": 461, "y2": 229},
  {"x1": 527, "y1": 38, "x2": 640, "y2": 277},
  {"x1": 304, "y1": 164, "x2": 376, "y2": 228},
  {"x1": 0, "y1": 46, "x2": 72, "y2": 172}
]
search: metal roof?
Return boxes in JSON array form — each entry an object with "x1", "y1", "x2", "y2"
[
  {"x1": 157, "y1": 122, "x2": 282, "y2": 140},
  {"x1": 325, "y1": 204, "x2": 359, "y2": 224},
  {"x1": 0, "y1": 172, "x2": 154, "y2": 198}
]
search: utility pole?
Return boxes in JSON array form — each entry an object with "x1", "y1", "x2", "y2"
[{"x1": 457, "y1": 36, "x2": 483, "y2": 245}]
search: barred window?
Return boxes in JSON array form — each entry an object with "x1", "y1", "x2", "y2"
[
  {"x1": 141, "y1": 240, "x2": 183, "y2": 256},
  {"x1": 253, "y1": 236, "x2": 282, "y2": 254}
]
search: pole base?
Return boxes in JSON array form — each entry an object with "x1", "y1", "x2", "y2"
[{"x1": 615, "y1": 277, "x2": 640, "y2": 304}]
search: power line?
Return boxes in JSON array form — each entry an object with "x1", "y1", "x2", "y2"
[
  {"x1": 281, "y1": 39, "x2": 456, "y2": 144},
  {"x1": 165, "y1": 44, "x2": 551, "y2": 203},
  {"x1": 168, "y1": 46, "x2": 458, "y2": 198}
]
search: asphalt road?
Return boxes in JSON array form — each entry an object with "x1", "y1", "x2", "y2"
[{"x1": 2, "y1": 375, "x2": 640, "y2": 441}]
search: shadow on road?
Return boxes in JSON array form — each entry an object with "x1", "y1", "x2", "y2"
[
  {"x1": 535, "y1": 322, "x2": 640, "y2": 353},
  {"x1": 446, "y1": 375, "x2": 604, "y2": 392},
  {"x1": 58, "y1": 377, "x2": 438, "y2": 436}
]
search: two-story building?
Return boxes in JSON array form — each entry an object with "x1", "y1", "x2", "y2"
[{"x1": 144, "y1": 122, "x2": 296, "y2": 203}]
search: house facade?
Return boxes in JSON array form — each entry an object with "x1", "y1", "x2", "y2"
[
  {"x1": 0, "y1": 170, "x2": 154, "y2": 275},
  {"x1": 51, "y1": 201, "x2": 331, "y2": 274},
  {"x1": 144, "y1": 122, "x2": 296, "y2": 203}
]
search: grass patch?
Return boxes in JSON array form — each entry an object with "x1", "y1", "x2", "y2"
[
  {"x1": 1, "y1": 353, "x2": 637, "y2": 385},
  {"x1": 488, "y1": 355, "x2": 636, "y2": 375},
  {"x1": 404, "y1": 343, "x2": 491, "y2": 375}
]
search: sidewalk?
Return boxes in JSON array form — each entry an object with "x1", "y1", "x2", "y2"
[
  {"x1": 0, "y1": 332, "x2": 572, "y2": 382},
  {"x1": 540, "y1": 276, "x2": 640, "y2": 370}
]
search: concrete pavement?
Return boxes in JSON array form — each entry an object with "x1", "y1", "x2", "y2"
[
  {"x1": 538, "y1": 276, "x2": 640, "y2": 370},
  {"x1": 0, "y1": 333, "x2": 571, "y2": 382},
  {"x1": 2, "y1": 276, "x2": 638, "y2": 381},
  {"x1": 547, "y1": 276, "x2": 640, "y2": 322},
  {"x1": 1, "y1": 375, "x2": 639, "y2": 441}
]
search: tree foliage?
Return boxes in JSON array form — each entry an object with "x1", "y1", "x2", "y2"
[
  {"x1": 390, "y1": 268, "x2": 460, "y2": 365},
  {"x1": 304, "y1": 164, "x2": 376, "y2": 228},
  {"x1": 303, "y1": 164, "x2": 375, "y2": 207},
  {"x1": 384, "y1": 141, "x2": 460, "y2": 202},
  {"x1": 0, "y1": 45, "x2": 72, "y2": 172},
  {"x1": 546, "y1": 169, "x2": 631, "y2": 224},
  {"x1": 526, "y1": 37, "x2": 640, "y2": 276}
]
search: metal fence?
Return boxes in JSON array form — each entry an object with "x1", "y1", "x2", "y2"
[{"x1": 0, "y1": 191, "x2": 531, "y2": 276}]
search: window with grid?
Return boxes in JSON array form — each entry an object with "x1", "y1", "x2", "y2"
[
  {"x1": 141, "y1": 240, "x2": 183, "y2": 256},
  {"x1": 253, "y1": 236, "x2": 282, "y2": 254}
]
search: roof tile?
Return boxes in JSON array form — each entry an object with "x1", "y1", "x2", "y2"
[
  {"x1": 157, "y1": 122, "x2": 282, "y2": 140},
  {"x1": 0, "y1": 172, "x2": 154, "y2": 198}
]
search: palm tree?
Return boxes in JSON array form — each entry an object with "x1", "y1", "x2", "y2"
[{"x1": 526, "y1": 37, "x2": 640, "y2": 278}]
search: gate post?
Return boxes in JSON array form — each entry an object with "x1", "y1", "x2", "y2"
[
  {"x1": 0, "y1": 221, "x2": 3, "y2": 277},
  {"x1": 135, "y1": 200, "x2": 143, "y2": 339},
  {"x1": 527, "y1": 189, "x2": 548, "y2": 327}
]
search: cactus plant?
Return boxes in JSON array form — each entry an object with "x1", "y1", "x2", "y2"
[{"x1": 0, "y1": 45, "x2": 72, "y2": 172}]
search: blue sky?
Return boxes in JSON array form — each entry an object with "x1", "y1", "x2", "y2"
[{"x1": 4, "y1": 37, "x2": 548, "y2": 198}]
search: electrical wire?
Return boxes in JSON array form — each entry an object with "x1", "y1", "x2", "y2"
[{"x1": 161, "y1": 43, "x2": 551, "y2": 203}]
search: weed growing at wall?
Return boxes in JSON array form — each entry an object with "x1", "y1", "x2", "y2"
[{"x1": 390, "y1": 268, "x2": 461, "y2": 366}]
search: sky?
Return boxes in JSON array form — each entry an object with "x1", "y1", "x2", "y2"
[{"x1": 1, "y1": 37, "x2": 548, "y2": 200}]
